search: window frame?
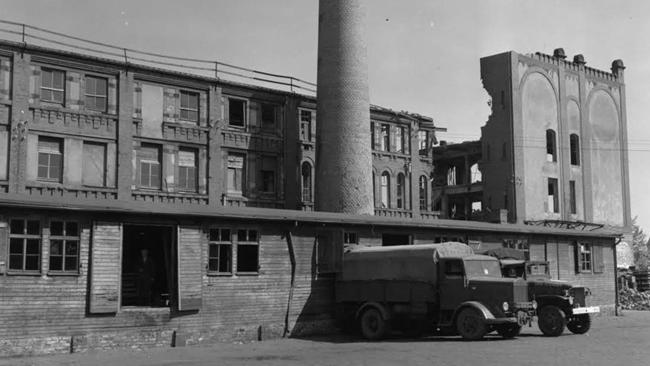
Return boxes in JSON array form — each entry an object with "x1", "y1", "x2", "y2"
[
  {"x1": 380, "y1": 172, "x2": 390, "y2": 208},
  {"x1": 179, "y1": 90, "x2": 200, "y2": 123},
  {"x1": 419, "y1": 175, "x2": 428, "y2": 211},
  {"x1": 235, "y1": 228, "x2": 260, "y2": 275},
  {"x1": 301, "y1": 161, "x2": 313, "y2": 203},
  {"x1": 299, "y1": 109, "x2": 313, "y2": 142},
  {"x1": 40, "y1": 68, "x2": 65, "y2": 105},
  {"x1": 138, "y1": 143, "x2": 162, "y2": 190},
  {"x1": 177, "y1": 147, "x2": 198, "y2": 193},
  {"x1": 82, "y1": 141, "x2": 107, "y2": 187},
  {"x1": 37, "y1": 136, "x2": 63, "y2": 183},
  {"x1": 569, "y1": 180, "x2": 577, "y2": 215},
  {"x1": 48, "y1": 220, "x2": 80, "y2": 275},
  {"x1": 84, "y1": 75, "x2": 108, "y2": 112},
  {"x1": 207, "y1": 228, "x2": 233, "y2": 275},
  {"x1": 226, "y1": 152, "x2": 246, "y2": 195},
  {"x1": 547, "y1": 178, "x2": 559, "y2": 213},
  {"x1": 546, "y1": 129, "x2": 557, "y2": 162},
  {"x1": 396, "y1": 173, "x2": 406, "y2": 209},
  {"x1": 343, "y1": 232, "x2": 359, "y2": 245},
  {"x1": 228, "y1": 97, "x2": 247, "y2": 127},
  {"x1": 570, "y1": 134, "x2": 580, "y2": 166},
  {"x1": 8, "y1": 218, "x2": 42, "y2": 274},
  {"x1": 578, "y1": 242, "x2": 593, "y2": 273}
]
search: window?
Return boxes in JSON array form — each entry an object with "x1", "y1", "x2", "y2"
[
  {"x1": 236, "y1": 229, "x2": 259, "y2": 273},
  {"x1": 180, "y1": 90, "x2": 199, "y2": 122},
  {"x1": 569, "y1": 180, "x2": 577, "y2": 214},
  {"x1": 178, "y1": 148, "x2": 197, "y2": 192},
  {"x1": 9, "y1": 219, "x2": 41, "y2": 272},
  {"x1": 300, "y1": 109, "x2": 312, "y2": 141},
  {"x1": 380, "y1": 172, "x2": 390, "y2": 208},
  {"x1": 301, "y1": 162, "x2": 312, "y2": 202},
  {"x1": 419, "y1": 175, "x2": 428, "y2": 211},
  {"x1": 82, "y1": 141, "x2": 106, "y2": 187},
  {"x1": 503, "y1": 239, "x2": 529, "y2": 258},
  {"x1": 138, "y1": 143, "x2": 161, "y2": 189},
  {"x1": 547, "y1": 178, "x2": 559, "y2": 213},
  {"x1": 395, "y1": 126, "x2": 405, "y2": 153},
  {"x1": 570, "y1": 134, "x2": 580, "y2": 166},
  {"x1": 41, "y1": 68, "x2": 65, "y2": 104},
  {"x1": 380, "y1": 124, "x2": 390, "y2": 152},
  {"x1": 261, "y1": 103, "x2": 275, "y2": 128},
  {"x1": 260, "y1": 156, "x2": 276, "y2": 193},
  {"x1": 227, "y1": 153, "x2": 245, "y2": 194},
  {"x1": 37, "y1": 136, "x2": 63, "y2": 182},
  {"x1": 418, "y1": 130, "x2": 429, "y2": 153},
  {"x1": 344, "y1": 232, "x2": 358, "y2": 245},
  {"x1": 447, "y1": 166, "x2": 457, "y2": 186},
  {"x1": 546, "y1": 129, "x2": 557, "y2": 162},
  {"x1": 444, "y1": 260, "x2": 464, "y2": 276},
  {"x1": 578, "y1": 243, "x2": 592, "y2": 272},
  {"x1": 208, "y1": 228, "x2": 232, "y2": 274},
  {"x1": 49, "y1": 221, "x2": 79, "y2": 273},
  {"x1": 85, "y1": 76, "x2": 107, "y2": 112},
  {"x1": 396, "y1": 173, "x2": 405, "y2": 209},
  {"x1": 229, "y1": 98, "x2": 246, "y2": 126}
]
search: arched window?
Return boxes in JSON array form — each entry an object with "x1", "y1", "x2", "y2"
[
  {"x1": 381, "y1": 172, "x2": 390, "y2": 208},
  {"x1": 570, "y1": 134, "x2": 580, "y2": 166},
  {"x1": 546, "y1": 129, "x2": 557, "y2": 162},
  {"x1": 396, "y1": 173, "x2": 405, "y2": 209},
  {"x1": 301, "y1": 162, "x2": 312, "y2": 202},
  {"x1": 419, "y1": 175, "x2": 428, "y2": 211}
]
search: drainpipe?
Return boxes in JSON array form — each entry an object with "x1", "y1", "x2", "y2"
[{"x1": 283, "y1": 230, "x2": 297, "y2": 337}]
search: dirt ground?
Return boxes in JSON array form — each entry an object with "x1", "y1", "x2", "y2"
[{"x1": 3, "y1": 311, "x2": 650, "y2": 366}]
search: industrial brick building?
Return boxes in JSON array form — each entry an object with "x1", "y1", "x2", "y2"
[{"x1": 0, "y1": 17, "x2": 628, "y2": 356}]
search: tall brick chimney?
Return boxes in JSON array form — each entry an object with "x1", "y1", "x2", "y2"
[{"x1": 315, "y1": 0, "x2": 374, "y2": 215}]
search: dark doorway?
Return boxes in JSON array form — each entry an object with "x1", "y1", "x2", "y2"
[
  {"x1": 122, "y1": 225, "x2": 174, "y2": 307},
  {"x1": 382, "y1": 233, "x2": 411, "y2": 246}
]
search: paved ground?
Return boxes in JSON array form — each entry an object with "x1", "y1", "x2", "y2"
[{"x1": 3, "y1": 311, "x2": 650, "y2": 366}]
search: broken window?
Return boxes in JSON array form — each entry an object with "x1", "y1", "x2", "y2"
[
  {"x1": 570, "y1": 134, "x2": 580, "y2": 166},
  {"x1": 82, "y1": 141, "x2": 106, "y2": 187},
  {"x1": 49, "y1": 221, "x2": 79, "y2": 273},
  {"x1": 85, "y1": 76, "x2": 107, "y2": 112},
  {"x1": 229, "y1": 98, "x2": 246, "y2": 126},
  {"x1": 37, "y1": 136, "x2": 63, "y2": 182},
  {"x1": 138, "y1": 143, "x2": 161, "y2": 189},
  {"x1": 9, "y1": 219, "x2": 41, "y2": 272},
  {"x1": 180, "y1": 90, "x2": 199, "y2": 122},
  {"x1": 547, "y1": 178, "x2": 559, "y2": 213},
  {"x1": 546, "y1": 129, "x2": 557, "y2": 162},
  {"x1": 41, "y1": 68, "x2": 65, "y2": 104},
  {"x1": 208, "y1": 228, "x2": 232, "y2": 274},
  {"x1": 236, "y1": 229, "x2": 259, "y2": 273},
  {"x1": 227, "y1": 153, "x2": 245, "y2": 194},
  {"x1": 177, "y1": 148, "x2": 197, "y2": 192}
]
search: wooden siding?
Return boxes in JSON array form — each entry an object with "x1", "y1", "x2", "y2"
[
  {"x1": 89, "y1": 222, "x2": 122, "y2": 313},
  {"x1": 177, "y1": 225, "x2": 202, "y2": 311}
]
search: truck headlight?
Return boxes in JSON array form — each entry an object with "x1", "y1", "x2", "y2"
[
  {"x1": 502, "y1": 302, "x2": 509, "y2": 312},
  {"x1": 532, "y1": 300, "x2": 538, "y2": 310}
]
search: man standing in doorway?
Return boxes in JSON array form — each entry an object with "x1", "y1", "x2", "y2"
[{"x1": 136, "y1": 248, "x2": 155, "y2": 306}]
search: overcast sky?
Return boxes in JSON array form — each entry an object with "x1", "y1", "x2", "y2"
[{"x1": 3, "y1": 0, "x2": 650, "y2": 235}]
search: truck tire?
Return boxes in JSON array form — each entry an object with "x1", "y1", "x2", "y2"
[
  {"x1": 456, "y1": 307, "x2": 487, "y2": 341},
  {"x1": 538, "y1": 305, "x2": 566, "y2": 337},
  {"x1": 567, "y1": 314, "x2": 591, "y2": 334},
  {"x1": 496, "y1": 324, "x2": 522, "y2": 339},
  {"x1": 359, "y1": 308, "x2": 388, "y2": 340}
]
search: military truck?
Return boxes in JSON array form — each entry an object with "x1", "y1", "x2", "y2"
[
  {"x1": 480, "y1": 248, "x2": 599, "y2": 336},
  {"x1": 335, "y1": 242, "x2": 537, "y2": 341}
]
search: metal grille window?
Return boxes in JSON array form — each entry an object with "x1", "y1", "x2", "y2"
[
  {"x1": 41, "y1": 68, "x2": 65, "y2": 104},
  {"x1": 85, "y1": 76, "x2": 107, "y2": 112},
  {"x1": 37, "y1": 136, "x2": 63, "y2": 182},
  {"x1": 208, "y1": 228, "x2": 232, "y2": 274},
  {"x1": 138, "y1": 143, "x2": 161, "y2": 189},
  {"x1": 236, "y1": 229, "x2": 259, "y2": 273},
  {"x1": 180, "y1": 90, "x2": 199, "y2": 122},
  {"x1": 49, "y1": 221, "x2": 79, "y2": 273},
  {"x1": 9, "y1": 219, "x2": 41, "y2": 272},
  {"x1": 177, "y1": 148, "x2": 197, "y2": 192}
]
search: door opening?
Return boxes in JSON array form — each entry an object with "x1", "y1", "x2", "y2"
[{"x1": 122, "y1": 225, "x2": 174, "y2": 307}]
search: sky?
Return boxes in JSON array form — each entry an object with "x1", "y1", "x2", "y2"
[{"x1": 2, "y1": 0, "x2": 650, "y2": 234}]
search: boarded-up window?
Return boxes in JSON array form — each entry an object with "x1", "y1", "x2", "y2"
[
  {"x1": 260, "y1": 156, "x2": 276, "y2": 193},
  {"x1": 177, "y1": 148, "x2": 197, "y2": 192},
  {"x1": 83, "y1": 141, "x2": 106, "y2": 187},
  {"x1": 227, "y1": 153, "x2": 245, "y2": 193},
  {"x1": 236, "y1": 229, "x2": 259, "y2": 273},
  {"x1": 8, "y1": 219, "x2": 41, "y2": 272},
  {"x1": 37, "y1": 136, "x2": 63, "y2": 182},
  {"x1": 49, "y1": 221, "x2": 79, "y2": 273},
  {"x1": 208, "y1": 228, "x2": 232, "y2": 274},
  {"x1": 177, "y1": 226, "x2": 202, "y2": 311},
  {"x1": 89, "y1": 222, "x2": 121, "y2": 313},
  {"x1": 317, "y1": 231, "x2": 343, "y2": 274},
  {"x1": 85, "y1": 76, "x2": 107, "y2": 112},
  {"x1": 41, "y1": 68, "x2": 65, "y2": 104},
  {"x1": 138, "y1": 143, "x2": 161, "y2": 189}
]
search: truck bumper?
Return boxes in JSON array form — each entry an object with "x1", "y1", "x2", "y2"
[{"x1": 572, "y1": 306, "x2": 600, "y2": 315}]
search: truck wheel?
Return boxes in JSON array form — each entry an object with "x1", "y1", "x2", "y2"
[
  {"x1": 359, "y1": 308, "x2": 388, "y2": 340},
  {"x1": 567, "y1": 314, "x2": 591, "y2": 334},
  {"x1": 456, "y1": 307, "x2": 487, "y2": 341},
  {"x1": 538, "y1": 305, "x2": 566, "y2": 337},
  {"x1": 496, "y1": 324, "x2": 522, "y2": 339}
]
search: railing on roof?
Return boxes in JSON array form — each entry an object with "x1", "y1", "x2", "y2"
[{"x1": 0, "y1": 19, "x2": 316, "y2": 95}]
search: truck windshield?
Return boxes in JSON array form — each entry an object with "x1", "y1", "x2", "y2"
[{"x1": 464, "y1": 260, "x2": 502, "y2": 279}]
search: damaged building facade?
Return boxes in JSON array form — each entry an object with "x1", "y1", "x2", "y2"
[{"x1": 0, "y1": 35, "x2": 628, "y2": 356}]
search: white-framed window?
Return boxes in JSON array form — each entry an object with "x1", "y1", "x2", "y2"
[
  {"x1": 138, "y1": 143, "x2": 161, "y2": 189},
  {"x1": 41, "y1": 68, "x2": 65, "y2": 104},
  {"x1": 37, "y1": 136, "x2": 63, "y2": 182},
  {"x1": 180, "y1": 90, "x2": 199, "y2": 122},
  {"x1": 85, "y1": 75, "x2": 107, "y2": 112}
]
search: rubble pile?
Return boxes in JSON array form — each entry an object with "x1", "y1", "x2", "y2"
[{"x1": 619, "y1": 288, "x2": 650, "y2": 310}]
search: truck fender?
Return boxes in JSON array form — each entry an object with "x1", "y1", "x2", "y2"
[
  {"x1": 454, "y1": 301, "x2": 496, "y2": 321},
  {"x1": 355, "y1": 302, "x2": 390, "y2": 321}
]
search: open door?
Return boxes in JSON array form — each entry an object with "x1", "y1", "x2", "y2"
[{"x1": 89, "y1": 222, "x2": 122, "y2": 314}]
